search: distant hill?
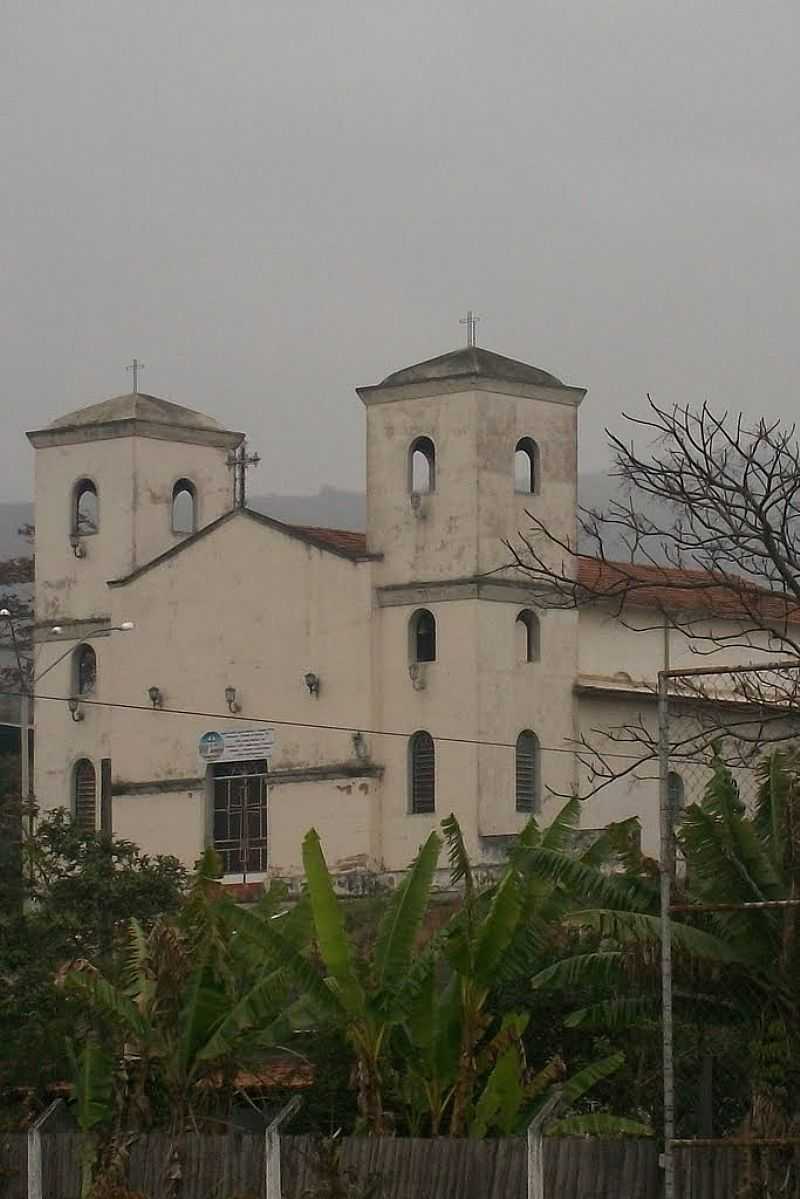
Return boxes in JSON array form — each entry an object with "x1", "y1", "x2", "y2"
[{"x1": 0, "y1": 473, "x2": 645, "y2": 562}]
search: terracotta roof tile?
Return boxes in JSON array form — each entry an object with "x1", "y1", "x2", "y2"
[
  {"x1": 577, "y1": 557, "x2": 798, "y2": 621},
  {"x1": 289, "y1": 525, "x2": 368, "y2": 557}
]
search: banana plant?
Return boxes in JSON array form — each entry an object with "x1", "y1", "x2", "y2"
[
  {"x1": 396, "y1": 807, "x2": 652, "y2": 1137},
  {"x1": 62, "y1": 851, "x2": 305, "y2": 1139},
  {"x1": 65, "y1": 1033, "x2": 116, "y2": 1198},
  {"x1": 229, "y1": 827, "x2": 442, "y2": 1134}
]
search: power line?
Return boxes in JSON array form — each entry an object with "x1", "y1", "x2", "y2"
[{"x1": 0, "y1": 685, "x2": 668, "y2": 763}]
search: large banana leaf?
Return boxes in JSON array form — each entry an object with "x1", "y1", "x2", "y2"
[
  {"x1": 473, "y1": 867, "x2": 523, "y2": 983},
  {"x1": 374, "y1": 832, "x2": 440, "y2": 993},
  {"x1": 531, "y1": 951, "x2": 626, "y2": 992},
  {"x1": 226, "y1": 900, "x2": 343, "y2": 1021},
  {"x1": 515, "y1": 846, "x2": 652, "y2": 911},
  {"x1": 196, "y1": 963, "x2": 295, "y2": 1063},
  {"x1": 65, "y1": 970, "x2": 150, "y2": 1042},
  {"x1": 302, "y1": 829, "x2": 364, "y2": 1015},
  {"x1": 175, "y1": 948, "x2": 230, "y2": 1076},
  {"x1": 68, "y1": 1035, "x2": 115, "y2": 1133},
  {"x1": 560, "y1": 1051, "x2": 625, "y2": 1105},
  {"x1": 546, "y1": 1113, "x2": 653, "y2": 1137},
  {"x1": 441, "y1": 813, "x2": 475, "y2": 910},
  {"x1": 540, "y1": 797, "x2": 581, "y2": 851},
  {"x1": 470, "y1": 1036, "x2": 525, "y2": 1137},
  {"x1": 563, "y1": 909, "x2": 741, "y2": 961}
]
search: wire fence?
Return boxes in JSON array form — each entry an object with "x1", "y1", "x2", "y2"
[{"x1": 661, "y1": 659, "x2": 800, "y2": 1199}]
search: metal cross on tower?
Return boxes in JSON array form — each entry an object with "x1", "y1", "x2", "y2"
[
  {"x1": 227, "y1": 441, "x2": 261, "y2": 509},
  {"x1": 126, "y1": 358, "x2": 144, "y2": 393},
  {"x1": 459, "y1": 310, "x2": 480, "y2": 347}
]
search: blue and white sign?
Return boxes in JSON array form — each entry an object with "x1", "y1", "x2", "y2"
[{"x1": 199, "y1": 726, "x2": 274, "y2": 764}]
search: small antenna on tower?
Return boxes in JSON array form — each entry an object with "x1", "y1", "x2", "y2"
[{"x1": 227, "y1": 441, "x2": 261, "y2": 509}]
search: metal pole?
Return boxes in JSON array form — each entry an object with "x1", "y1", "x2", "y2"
[
  {"x1": 264, "y1": 1094, "x2": 302, "y2": 1199},
  {"x1": 27, "y1": 1098, "x2": 62, "y2": 1199},
  {"x1": 2, "y1": 611, "x2": 33, "y2": 846},
  {"x1": 658, "y1": 668, "x2": 675, "y2": 1199},
  {"x1": 527, "y1": 1090, "x2": 562, "y2": 1199}
]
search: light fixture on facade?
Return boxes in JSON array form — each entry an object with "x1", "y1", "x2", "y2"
[
  {"x1": 148, "y1": 685, "x2": 163, "y2": 709},
  {"x1": 224, "y1": 686, "x2": 241, "y2": 714},
  {"x1": 304, "y1": 671, "x2": 320, "y2": 697},
  {"x1": 67, "y1": 696, "x2": 84, "y2": 722},
  {"x1": 69, "y1": 532, "x2": 86, "y2": 559},
  {"x1": 352, "y1": 731, "x2": 368, "y2": 761}
]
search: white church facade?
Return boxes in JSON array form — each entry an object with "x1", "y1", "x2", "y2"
[{"x1": 26, "y1": 343, "x2": 762, "y2": 883}]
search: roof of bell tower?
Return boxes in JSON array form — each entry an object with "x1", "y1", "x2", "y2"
[
  {"x1": 379, "y1": 346, "x2": 566, "y2": 390},
  {"x1": 49, "y1": 391, "x2": 226, "y2": 432},
  {"x1": 27, "y1": 391, "x2": 244, "y2": 449},
  {"x1": 357, "y1": 345, "x2": 585, "y2": 406}
]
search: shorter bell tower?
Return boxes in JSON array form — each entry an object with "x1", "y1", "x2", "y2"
[{"x1": 27, "y1": 390, "x2": 244, "y2": 627}]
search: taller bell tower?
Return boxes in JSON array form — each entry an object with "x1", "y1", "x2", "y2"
[{"x1": 358, "y1": 344, "x2": 586, "y2": 585}]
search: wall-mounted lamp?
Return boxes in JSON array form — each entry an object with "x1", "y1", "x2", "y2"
[
  {"x1": 304, "y1": 671, "x2": 320, "y2": 697},
  {"x1": 148, "y1": 685, "x2": 163, "y2": 709},
  {"x1": 69, "y1": 533, "x2": 86, "y2": 559},
  {"x1": 224, "y1": 685, "x2": 241, "y2": 714},
  {"x1": 67, "y1": 696, "x2": 84, "y2": 722},
  {"x1": 352, "y1": 731, "x2": 368, "y2": 761}
]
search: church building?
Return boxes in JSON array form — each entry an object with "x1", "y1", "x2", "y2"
[{"x1": 26, "y1": 342, "x2": 760, "y2": 883}]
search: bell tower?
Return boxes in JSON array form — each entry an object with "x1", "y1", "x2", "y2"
[
  {"x1": 357, "y1": 344, "x2": 586, "y2": 586},
  {"x1": 27, "y1": 391, "x2": 244, "y2": 627}
]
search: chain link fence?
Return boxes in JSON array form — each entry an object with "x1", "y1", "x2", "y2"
[{"x1": 662, "y1": 660, "x2": 800, "y2": 1198}]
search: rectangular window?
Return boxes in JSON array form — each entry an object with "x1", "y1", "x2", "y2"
[{"x1": 212, "y1": 759, "x2": 268, "y2": 874}]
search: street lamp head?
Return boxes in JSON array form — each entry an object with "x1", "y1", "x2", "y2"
[
  {"x1": 51, "y1": 626, "x2": 63, "y2": 635},
  {"x1": 119, "y1": 621, "x2": 135, "y2": 631},
  {"x1": 0, "y1": 609, "x2": 11, "y2": 619}
]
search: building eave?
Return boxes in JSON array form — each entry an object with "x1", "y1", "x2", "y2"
[{"x1": 27, "y1": 418, "x2": 245, "y2": 451}]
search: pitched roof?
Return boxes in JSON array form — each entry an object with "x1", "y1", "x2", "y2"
[
  {"x1": 377, "y1": 346, "x2": 567, "y2": 390},
  {"x1": 577, "y1": 557, "x2": 799, "y2": 621},
  {"x1": 48, "y1": 392, "x2": 226, "y2": 432},
  {"x1": 289, "y1": 525, "x2": 368, "y2": 556},
  {"x1": 109, "y1": 508, "x2": 373, "y2": 587}
]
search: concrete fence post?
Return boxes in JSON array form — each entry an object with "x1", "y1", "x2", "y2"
[
  {"x1": 27, "y1": 1099, "x2": 62, "y2": 1199},
  {"x1": 264, "y1": 1095, "x2": 302, "y2": 1199},
  {"x1": 527, "y1": 1091, "x2": 562, "y2": 1199}
]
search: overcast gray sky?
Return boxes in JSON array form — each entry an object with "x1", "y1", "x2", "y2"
[{"x1": 2, "y1": 1, "x2": 799, "y2": 500}]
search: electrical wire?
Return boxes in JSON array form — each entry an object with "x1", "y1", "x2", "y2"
[{"x1": 0, "y1": 684, "x2": 663, "y2": 762}]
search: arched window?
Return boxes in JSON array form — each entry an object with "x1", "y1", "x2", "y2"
[
  {"x1": 74, "y1": 644, "x2": 96, "y2": 696},
  {"x1": 409, "y1": 437, "x2": 436, "y2": 495},
  {"x1": 409, "y1": 731, "x2": 435, "y2": 814},
  {"x1": 73, "y1": 759, "x2": 97, "y2": 832},
  {"x1": 667, "y1": 771, "x2": 685, "y2": 818},
  {"x1": 515, "y1": 730, "x2": 540, "y2": 813},
  {"x1": 172, "y1": 479, "x2": 196, "y2": 535},
  {"x1": 410, "y1": 609, "x2": 436, "y2": 663},
  {"x1": 514, "y1": 438, "x2": 539, "y2": 494},
  {"x1": 515, "y1": 610, "x2": 540, "y2": 663},
  {"x1": 73, "y1": 479, "x2": 98, "y2": 536}
]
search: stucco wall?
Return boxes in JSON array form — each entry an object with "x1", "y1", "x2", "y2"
[
  {"x1": 32, "y1": 433, "x2": 234, "y2": 625},
  {"x1": 365, "y1": 384, "x2": 579, "y2": 585}
]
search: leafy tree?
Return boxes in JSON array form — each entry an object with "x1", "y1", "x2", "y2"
[
  {"x1": 0, "y1": 810, "x2": 188, "y2": 1092},
  {"x1": 0, "y1": 524, "x2": 33, "y2": 692},
  {"x1": 528, "y1": 751, "x2": 800, "y2": 1180}
]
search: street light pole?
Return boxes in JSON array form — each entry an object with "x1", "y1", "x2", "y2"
[
  {"x1": 0, "y1": 610, "x2": 33, "y2": 837},
  {"x1": 0, "y1": 612, "x2": 134, "y2": 836}
]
